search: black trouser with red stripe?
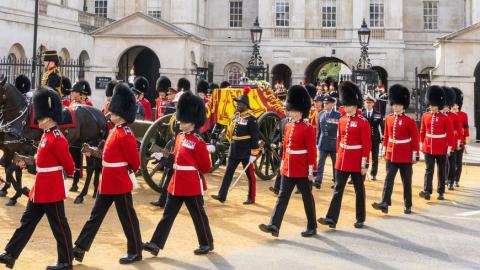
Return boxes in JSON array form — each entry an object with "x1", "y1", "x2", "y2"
[
  {"x1": 150, "y1": 194, "x2": 213, "y2": 248},
  {"x1": 75, "y1": 193, "x2": 142, "y2": 255},
  {"x1": 217, "y1": 157, "x2": 256, "y2": 202},
  {"x1": 270, "y1": 176, "x2": 317, "y2": 230},
  {"x1": 5, "y1": 200, "x2": 73, "y2": 264}
]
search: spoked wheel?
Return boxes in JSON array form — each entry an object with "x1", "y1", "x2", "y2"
[
  {"x1": 254, "y1": 112, "x2": 281, "y2": 180},
  {"x1": 140, "y1": 114, "x2": 175, "y2": 193},
  {"x1": 201, "y1": 127, "x2": 228, "y2": 173}
]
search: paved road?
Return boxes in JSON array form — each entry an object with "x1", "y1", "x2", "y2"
[{"x1": 190, "y1": 185, "x2": 480, "y2": 270}]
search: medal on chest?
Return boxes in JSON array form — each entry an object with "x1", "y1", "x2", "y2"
[
  {"x1": 350, "y1": 121, "x2": 358, "y2": 128},
  {"x1": 40, "y1": 138, "x2": 47, "y2": 148},
  {"x1": 237, "y1": 118, "x2": 248, "y2": 125},
  {"x1": 182, "y1": 139, "x2": 196, "y2": 149}
]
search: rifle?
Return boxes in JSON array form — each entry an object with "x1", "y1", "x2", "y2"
[
  {"x1": 81, "y1": 143, "x2": 103, "y2": 159},
  {"x1": 13, "y1": 152, "x2": 35, "y2": 166}
]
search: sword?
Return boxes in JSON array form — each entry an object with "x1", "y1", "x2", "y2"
[{"x1": 229, "y1": 162, "x2": 253, "y2": 191}]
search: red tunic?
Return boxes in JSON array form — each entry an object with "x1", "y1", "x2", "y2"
[
  {"x1": 281, "y1": 120, "x2": 317, "y2": 178},
  {"x1": 335, "y1": 114, "x2": 371, "y2": 173},
  {"x1": 383, "y1": 113, "x2": 420, "y2": 163},
  {"x1": 99, "y1": 124, "x2": 140, "y2": 195},
  {"x1": 30, "y1": 127, "x2": 75, "y2": 203},
  {"x1": 420, "y1": 112, "x2": 455, "y2": 155},
  {"x1": 139, "y1": 98, "x2": 152, "y2": 121},
  {"x1": 447, "y1": 112, "x2": 463, "y2": 151},
  {"x1": 62, "y1": 98, "x2": 70, "y2": 107},
  {"x1": 168, "y1": 132, "x2": 211, "y2": 196},
  {"x1": 84, "y1": 99, "x2": 93, "y2": 106},
  {"x1": 456, "y1": 111, "x2": 469, "y2": 145}
]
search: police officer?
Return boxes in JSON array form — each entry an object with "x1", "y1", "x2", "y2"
[
  {"x1": 315, "y1": 95, "x2": 341, "y2": 189},
  {"x1": 0, "y1": 88, "x2": 75, "y2": 270},
  {"x1": 73, "y1": 83, "x2": 143, "y2": 265},
  {"x1": 419, "y1": 86, "x2": 454, "y2": 201},
  {"x1": 372, "y1": 85, "x2": 419, "y2": 214},
  {"x1": 143, "y1": 91, "x2": 214, "y2": 257},
  {"x1": 363, "y1": 95, "x2": 383, "y2": 181},
  {"x1": 451, "y1": 87, "x2": 469, "y2": 187},
  {"x1": 318, "y1": 81, "x2": 371, "y2": 229},
  {"x1": 211, "y1": 87, "x2": 260, "y2": 205},
  {"x1": 41, "y1": 50, "x2": 62, "y2": 95},
  {"x1": 259, "y1": 85, "x2": 317, "y2": 238}
]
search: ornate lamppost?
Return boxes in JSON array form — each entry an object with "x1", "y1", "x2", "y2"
[
  {"x1": 352, "y1": 19, "x2": 378, "y2": 96},
  {"x1": 246, "y1": 17, "x2": 267, "y2": 81}
]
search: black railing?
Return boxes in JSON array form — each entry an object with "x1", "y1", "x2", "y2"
[{"x1": 0, "y1": 57, "x2": 85, "y2": 88}]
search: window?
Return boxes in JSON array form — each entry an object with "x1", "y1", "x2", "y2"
[
  {"x1": 275, "y1": 0, "x2": 289, "y2": 27},
  {"x1": 369, "y1": 0, "x2": 384, "y2": 28},
  {"x1": 229, "y1": 1, "x2": 243, "y2": 27},
  {"x1": 94, "y1": 0, "x2": 108, "y2": 17},
  {"x1": 226, "y1": 65, "x2": 243, "y2": 85},
  {"x1": 322, "y1": 0, "x2": 336, "y2": 28},
  {"x1": 423, "y1": 1, "x2": 438, "y2": 29},
  {"x1": 147, "y1": 0, "x2": 162, "y2": 19}
]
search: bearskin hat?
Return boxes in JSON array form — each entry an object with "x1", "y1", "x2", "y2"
[
  {"x1": 339, "y1": 81, "x2": 363, "y2": 108},
  {"x1": 286, "y1": 85, "x2": 311, "y2": 119},
  {"x1": 43, "y1": 50, "x2": 59, "y2": 64},
  {"x1": 220, "y1": 81, "x2": 231, "y2": 88},
  {"x1": 388, "y1": 84, "x2": 410, "y2": 109},
  {"x1": 105, "y1": 80, "x2": 118, "y2": 98},
  {"x1": 15, "y1": 74, "x2": 31, "y2": 94},
  {"x1": 133, "y1": 76, "x2": 149, "y2": 94},
  {"x1": 196, "y1": 80, "x2": 210, "y2": 94},
  {"x1": 176, "y1": 91, "x2": 206, "y2": 129},
  {"x1": 33, "y1": 87, "x2": 63, "y2": 123},
  {"x1": 156, "y1": 76, "x2": 171, "y2": 93},
  {"x1": 108, "y1": 83, "x2": 137, "y2": 124},
  {"x1": 177, "y1": 78, "x2": 191, "y2": 91},
  {"x1": 210, "y1": 83, "x2": 219, "y2": 90},
  {"x1": 234, "y1": 87, "x2": 251, "y2": 109},
  {"x1": 452, "y1": 87, "x2": 463, "y2": 108},
  {"x1": 443, "y1": 86, "x2": 456, "y2": 107},
  {"x1": 425, "y1": 85, "x2": 445, "y2": 109},
  {"x1": 60, "y1": 77, "x2": 71, "y2": 96},
  {"x1": 72, "y1": 80, "x2": 91, "y2": 96},
  {"x1": 305, "y1": 83, "x2": 317, "y2": 99}
]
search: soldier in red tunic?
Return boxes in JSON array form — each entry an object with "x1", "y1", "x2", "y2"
[
  {"x1": 318, "y1": 81, "x2": 371, "y2": 229},
  {"x1": 372, "y1": 85, "x2": 419, "y2": 214},
  {"x1": 143, "y1": 91, "x2": 214, "y2": 256},
  {"x1": 134, "y1": 76, "x2": 152, "y2": 121},
  {"x1": 69, "y1": 80, "x2": 87, "y2": 108},
  {"x1": 419, "y1": 86, "x2": 455, "y2": 200},
  {"x1": 154, "y1": 76, "x2": 171, "y2": 119},
  {"x1": 73, "y1": 83, "x2": 143, "y2": 265},
  {"x1": 80, "y1": 80, "x2": 93, "y2": 106},
  {"x1": 451, "y1": 87, "x2": 469, "y2": 187},
  {"x1": 259, "y1": 85, "x2": 318, "y2": 238},
  {"x1": 442, "y1": 87, "x2": 463, "y2": 191},
  {"x1": 0, "y1": 88, "x2": 75, "y2": 270}
]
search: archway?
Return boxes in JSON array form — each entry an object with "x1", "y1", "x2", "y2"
[
  {"x1": 272, "y1": 64, "x2": 292, "y2": 89},
  {"x1": 59, "y1": 48, "x2": 70, "y2": 62},
  {"x1": 304, "y1": 57, "x2": 350, "y2": 85},
  {"x1": 117, "y1": 46, "x2": 161, "y2": 103},
  {"x1": 8, "y1": 43, "x2": 26, "y2": 59},
  {"x1": 372, "y1": 66, "x2": 388, "y2": 90},
  {"x1": 474, "y1": 61, "x2": 480, "y2": 141}
]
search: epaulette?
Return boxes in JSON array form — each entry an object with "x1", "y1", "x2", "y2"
[
  {"x1": 303, "y1": 119, "x2": 311, "y2": 126},
  {"x1": 53, "y1": 129, "x2": 61, "y2": 138},
  {"x1": 194, "y1": 133, "x2": 205, "y2": 142},
  {"x1": 123, "y1": 126, "x2": 132, "y2": 135},
  {"x1": 358, "y1": 115, "x2": 368, "y2": 121}
]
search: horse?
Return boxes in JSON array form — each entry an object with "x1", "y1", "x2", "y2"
[{"x1": 0, "y1": 77, "x2": 108, "y2": 206}]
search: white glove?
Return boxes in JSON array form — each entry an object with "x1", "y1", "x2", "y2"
[
  {"x1": 26, "y1": 91, "x2": 33, "y2": 98},
  {"x1": 412, "y1": 151, "x2": 418, "y2": 164},
  {"x1": 150, "y1": 152, "x2": 164, "y2": 161},
  {"x1": 249, "y1": 155, "x2": 257, "y2": 164},
  {"x1": 457, "y1": 140, "x2": 461, "y2": 150},
  {"x1": 207, "y1": 144, "x2": 216, "y2": 153},
  {"x1": 447, "y1": 146, "x2": 452, "y2": 156}
]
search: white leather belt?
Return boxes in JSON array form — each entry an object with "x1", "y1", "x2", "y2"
[
  {"x1": 287, "y1": 149, "x2": 308, "y2": 155},
  {"x1": 173, "y1": 164, "x2": 197, "y2": 171},
  {"x1": 102, "y1": 161, "x2": 128, "y2": 168},
  {"x1": 426, "y1": 133, "x2": 446, "y2": 138},
  {"x1": 340, "y1": 143, "x2": 362, "y2": 150},
  {"x1": 389, "y1": 138, "x2": 412, "y2": 144},
  {"x1": 36, "y1": 166, "x2": 63, "y2": 173}
]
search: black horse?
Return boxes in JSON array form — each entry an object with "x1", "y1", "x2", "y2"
[{"x1": 0, "y1": 78, "x2": 108, "y2": 206}]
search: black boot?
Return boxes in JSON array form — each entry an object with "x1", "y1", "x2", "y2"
[
  {"x1": 210, "y1": 194, "x2": 225, "y2": 203},
  {"x1": 119, "y1": 254, "x2": 142, "y2": 264},
  {"x1": 5, "y1": 199, "x2": 16, "y2": 206},
  {"x1": 73, "y1": 196, "x2": 84, "y2": 204},
  {"x1": 318, "y1": 217, "x2": 336, "y2": 229},
  {"x1": 69, "y1": 185, "x2": 78, "y2": 192},
  {"x1": 46, "y1": 263, "x2": 72, "y2": 270},
  {"x1": 72, "y1": 246, "x2": 85, "y2": 262},
  {"x1": 404, "y1": 207, "x2": 412, "y2": 214},
  {"x1": 0, "y1": 253, "x2": 15, "y2": 269},
  {"x1": 372, "y1": 202, "x2": 389, "y2": 214},
  {"x1": 258, "y1": 224, "x2": 279, "y2": 237},
  {"x1": 243, "y1": 198, "x2": 254, "y2": 205},
  {"x1": 149, "y1": 200, "x2": 164, "y2": 208},
  {"x1": 268, "y1": 187, "x2": 279, "y2": 195},
  {"x1": 437, "y1": 193, "x2": 445, "y2": 200},
  {"x1": 143, "y1": 242, "x2": 160, "y2": 256},
  {"x1": 419, "y1": 190, "x2": 431, "y2": 200},
  {"x1": 0, "y1": 190, "x2": 7, "y2": 197},
  {"x1": 354, "y1": 222, "x2": 364, "y2": 229},
  {"x1": 448, "y1": 183, "x2": 454, "y2": 190},
  {"x1": 193, "y1": 245, "x2": 213, "y2": 255},
  {"x1": 301, "y1": 228, "x2": 317, "y2": 237}
]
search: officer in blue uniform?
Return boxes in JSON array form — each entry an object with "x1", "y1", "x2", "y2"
[
  {"x1": 362, "y1": 95, "x2": 384, "y2": 180},
  {"x1": 314, "y1": 95, "x2": 341, "y2": 189}
]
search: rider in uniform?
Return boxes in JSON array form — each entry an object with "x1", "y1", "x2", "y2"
[
  {"x1": 0, "y1": 87, "x2": 75, "y2": 270},
  {"x1": 41, "y1": 50, "x2": 62, "y2": 95},
  {"x1": 211, "y1": 87, "x2": 260, "y2": 205}
]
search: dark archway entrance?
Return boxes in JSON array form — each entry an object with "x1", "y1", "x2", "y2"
[
  {"x1": 118, "y1": 46, "x2": 160, "y2": 103},
  {"x1": 304, "y1": 57, "x2": 350, "y2": 84},
  {"x1": 372, "y1": 66, "x2": 388, "y2": 90},
  {"x1": 474, "y1": 62, "x2": 480, "y2": 141},
  {"x1": 272, "y1": 64, "x2": 292, "y2": 88}
]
